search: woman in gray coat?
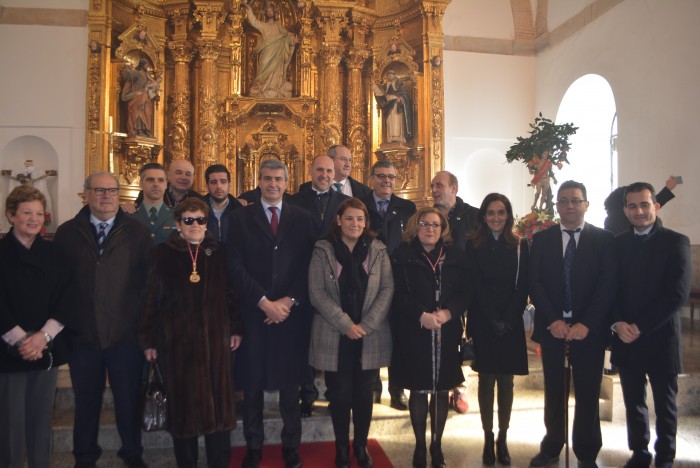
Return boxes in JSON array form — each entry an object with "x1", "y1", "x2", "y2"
[{"x1": 309, "y1": 198, "x2": 394, "y2": 468}]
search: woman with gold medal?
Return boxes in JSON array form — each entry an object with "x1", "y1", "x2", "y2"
[{"x1": 140, "y1": 197, "x2": 242, "y2": 468}]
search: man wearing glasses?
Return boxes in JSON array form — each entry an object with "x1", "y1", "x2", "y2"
[
  {"x1": 528, "y1": 180, "x2": 616, "y2": 468},
  {"x1": 361, "y1": 159, "x2": 416, "y2": 410},
  {"x1": 55, "y1": 172, "x2": 153, "y2": 468},
  {"x1": 298, "y1": 145, "x2": 372, "y2": 199}
]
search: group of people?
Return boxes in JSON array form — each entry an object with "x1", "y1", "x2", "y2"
[{"x1": 0, "y1": 143, "x2": 690, "y2": 468}]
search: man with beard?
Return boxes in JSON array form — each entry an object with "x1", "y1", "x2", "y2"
[
  {"x1": 128, "y1": 163, "x2": 176, "y2": 244},
  {"x1": 431, "y1": 170, "x2": 479, "y2": 250},
  {"x1": 204, "y1": 164, "x2": 243, "y2": 242}
]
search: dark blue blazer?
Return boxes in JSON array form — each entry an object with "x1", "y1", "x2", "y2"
[{"x1": 529, "y1": 222, "x2": 616, "y2": 345}]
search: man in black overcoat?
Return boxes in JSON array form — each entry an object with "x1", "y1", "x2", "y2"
[
  {"x1": 226, "y1": 159, "x2": 316, "y2": 468},
  {"x1": 361, "y1": 159, "x2": 416, "y2": 410},
  {"x1": 528, "y1": 180, "x2": 616, "y2": 468},
  {"x1": 431, "y1": 170, "x2": 479, "y2": 251},
  {"x1": 611, "y1": 182, "x2": 691, "y2": 468}
]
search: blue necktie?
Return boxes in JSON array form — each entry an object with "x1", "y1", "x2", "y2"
[
  {"x1": 96, "y1": 222, "x2": 108, "y2": 256},
  {"x1": 562, "y1": 229, "x2": 579, "y2": 318},
  {"x1": 377, "y1": 200, "x2": 389, "y2": 217}
]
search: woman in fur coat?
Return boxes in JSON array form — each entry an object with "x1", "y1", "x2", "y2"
[{"x1": 140, "y1": 198, "x2": 242, "y2": 468}]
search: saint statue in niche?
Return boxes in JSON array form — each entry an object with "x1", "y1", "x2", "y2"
[
  {"x1": 373, "y1": 69, "x2": 413, "y2": 145},
  {"x1": 121, "y1": 58, "x2": 161, "y2": 138},
  {"x1": 242, "y1": 0, "x2": 299, "y2": 98}
]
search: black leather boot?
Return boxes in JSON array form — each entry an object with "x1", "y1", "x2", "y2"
[
  {"x1": 496, "y1": 431, "x2": 511, "y2": 465},
  {"x1": 335, "y1": 441, "x2": 350, "y2": 468},
  {"x1": 482, "y1": 431, "x2": 496, "y2": 466},
  {"x1": 429, "y1": 442, "x2": 446, "y2": 468}
]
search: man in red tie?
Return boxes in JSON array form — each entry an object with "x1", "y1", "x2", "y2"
[{"x1": 226, "y1": 159, "x2": 317, "y2": 468}]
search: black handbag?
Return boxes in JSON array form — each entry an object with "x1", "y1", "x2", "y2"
[
  {"x1": 142, "y1": 359, "x2": 168, "y2": 432},
  {"x1": 459, "y1": 316, "x2": 477, "y2": 364}
]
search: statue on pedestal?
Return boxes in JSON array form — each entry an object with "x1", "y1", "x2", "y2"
[
  {"x1": 121, "y1": 58, "x2": 161, "y2": 138},
  {"x1": 373, "y1": 69, "x2": 413, "y2": 145}
]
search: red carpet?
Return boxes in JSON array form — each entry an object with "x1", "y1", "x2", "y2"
[{"x1": 230, "y1": 439, "x2": 393, "y2": 467}]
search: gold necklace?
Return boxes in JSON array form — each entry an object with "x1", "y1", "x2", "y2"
[{"x1": 187, "y1": 241, "x2": 201, "y2": 283}]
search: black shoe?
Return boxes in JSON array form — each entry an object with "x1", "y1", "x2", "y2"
[
  {"x1": 623, "y1": 453, "x2": 652, "y2": 468},
  {"x1": 242, "y1": 449, "x2": 262, "y2": 468},
  {"x1": 483, "y1": 431, "x2": 496, "y2": 466},
  {"x1": 496, "y1": 432, "x2": 511, "y2": 465},
  {"x1": 354, "y1": 444, "x2": 373, "y2": 468},
  {"x1": 335, "y1": 441, "x2": 350, "y2": 468},
  {"x1": 74, "y1": 463, "x2": 97, "y2": 468},
  {"x1": 389, "y1": 391, "x2": 408, "y2": 410},
  {"x1": 413, "y1": 445, "x2": 427, "y2": 468},
  {"x1": 300, "y1": 400, "x2": 314, "y2": 418},
  {"x1": 529, "y1": 452, "x2": 559, "y2": 467},
  {"x1": 123, "y1": 456, "x2": 148, "y2": 468},
  {"x1": 429, "y1": 442, "x2": 446, "y2": 468},
  {"x1": 282, "y1": 447, "x2": 302, "y2": 468},
  {"x1": 373, "y1": 390, "x2": 382, "y2": 404},
  {"x1": 577, "y1": 460, "x2": 599, "y2": 468}
]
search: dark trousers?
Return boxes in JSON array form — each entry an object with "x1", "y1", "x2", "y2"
[
  {"x1": 69, "y1": 343, "x2": 144, "y2": 464},
  {"x1": 477, "y1": 373, "x2": 514, "y2": 433},
  {"x1": 324, "y1": 337, "x2": 378, "y2": 447},
  {"x1": 0, "y1": 368, "x2": 58, "y2": 468},
  {"x1": 619, "y1": 368, "x2": 678, "y2": 465},
  {"x1": 540, "y1": 338, "x2": 604, "y2": 462},
  {"x1": 172, "y1": 431, "x2": 231, "y2": 468},
  {"x1": 243, "y1": 386, "x2": 301, "y2": 449}
]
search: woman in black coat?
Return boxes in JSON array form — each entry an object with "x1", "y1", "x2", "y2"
[
  {"x1": 0, "y1": 185, "x2": 79, "y2": 468},
  {"x1": 465, "y1": 193, "x2": 529, "y2": 466},
  {"x1": 390, "y1": 207, "x2": 469, "y2": 468}
]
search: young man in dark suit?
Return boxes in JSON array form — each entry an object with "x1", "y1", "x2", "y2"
[
  {"x1": 226, "y1": 159, "x2": 317, "y2": 468},
  {"x1": 528, "y1": 180, "x2": 616, "y2": 468},
  {"x1": 361, "y1": 159, "x2": 416, "y2": 410},
  {"x1": 611, "y1": 182, "x2": 691, "y2": 468},
  {"x1": 203, "y1": 164, "x2": 243, "y2": 242}
]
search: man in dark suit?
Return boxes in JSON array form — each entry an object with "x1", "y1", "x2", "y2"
[
  {"x1": 129, "y1": 163, "x2": 176, "y2": 244},
  {"x1": 298, "y1": 144, "x2": 372, "y2": 199},
  {"x1": 611, "y1": 182, "x2": 691, "y2": 468},
  {"x1": 290, "y1": 154, "x2": 349, "y2": 238},
  {"x1": 124, "y1": 158, "x2": 203, "y2": 213},
  {"x1": 203, "y1": 164, "x2": 243, "y2": 242},
  {"x1": 361, "y1": 159, "x2": 416, "y2": 410},
  {"x1": 227, "y1": 159, "x2": 317, "y2": 468},
  {"x1": 528, "y1": 180, "x2": 616, "y2": 468},
  {"x1": 289, "y1": 155, "x2": 349, "y2": 417}
]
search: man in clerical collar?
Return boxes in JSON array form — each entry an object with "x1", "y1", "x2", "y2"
[
  {"x1": 129, "y1": 163, "x2": 176, "y2": 244},
  {"x1": 203, "y1": 164, "x2": 242, "y2": 242}
]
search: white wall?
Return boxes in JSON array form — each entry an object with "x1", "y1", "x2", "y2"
[
  {"x1": 0, "y1": 14, "x2": 88, "y2": 230},
  {"x1": 535, "y1": 0, "x2": 700, "y2": 241},
  {"x1": 443, "y1": 50, "x2": 535, "y2": 216}
]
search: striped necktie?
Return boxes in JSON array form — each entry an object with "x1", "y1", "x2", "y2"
[{"x1": 96, "y1": 222, "x2": 108, "y2": 256}]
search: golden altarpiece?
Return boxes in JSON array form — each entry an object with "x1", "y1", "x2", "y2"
[{"x1": 85, "y1": 0, "x2": 451, "y2": 205}]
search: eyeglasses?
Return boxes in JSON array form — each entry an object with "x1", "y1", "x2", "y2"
[
  {"x1": 89, "y1": 187, "x2": 119, "y2": 196},
  {"x1": 418, "y1": 221, "x2": 441, "y2": 230},
  {"x1": 179, "y1": 217, "x2": 207, "y2": 225},
  {"x1": 373, "y1": 173, "x2": 397, "y2": 180},
  {"x1": 557, "y1": 199, "x2": 586, "y2": 207}
]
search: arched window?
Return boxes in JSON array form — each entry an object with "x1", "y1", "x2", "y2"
[{"x1": 554, "y1": 74, "x2": 616, "y2": 226}]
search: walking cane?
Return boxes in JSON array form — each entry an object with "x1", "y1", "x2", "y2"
[{"x1": 564, "y1": 341, "x2": 571, "y2": 468}]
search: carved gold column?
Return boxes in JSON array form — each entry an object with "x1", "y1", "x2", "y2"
[
  {"x1": 346, "y1": 47, "x2": 370, "y2": 180},
  {"x1": 318, "y1": 44, "x2": 344, "y2": 150},
  {"x1": 166, "y1": 8, "x2": 194, "y2": 163},
  {"x1": 421, "y1": 2, "x2": 448, "y2": 179},
  {"x1": 193, "y1": 2, "x2": 224, "y2": 192},
  {"x1": 226, "y1": 8, "x2": 243, "y2": 96},
  {"x1": 86, "y1": 0, "x2": 114, "y2": 175}
]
